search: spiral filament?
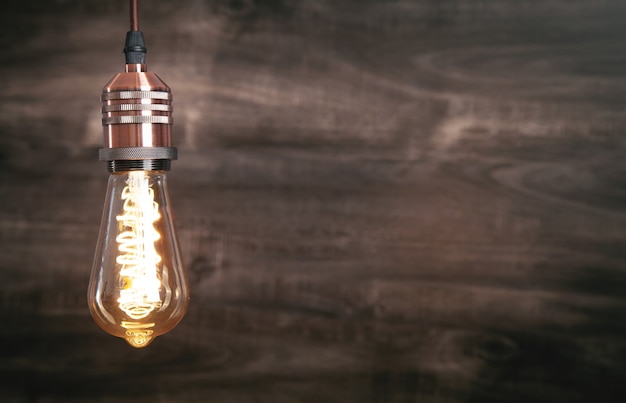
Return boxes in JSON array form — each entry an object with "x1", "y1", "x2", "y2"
[{"x1": 116, "y1": 171, "x2": 164, "y2": 320}]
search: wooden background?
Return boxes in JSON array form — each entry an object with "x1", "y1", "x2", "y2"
[{"x1": 1, "y1": 0, "x2": 626, "y2": 401}]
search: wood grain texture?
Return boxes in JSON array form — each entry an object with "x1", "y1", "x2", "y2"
[{"x1": 1, "y1": 0, "x2": 626, "y2": 402}]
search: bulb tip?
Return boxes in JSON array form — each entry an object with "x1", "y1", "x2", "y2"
[{"x1": 124, "y1": 331, "x2": 154, "y2": 348}]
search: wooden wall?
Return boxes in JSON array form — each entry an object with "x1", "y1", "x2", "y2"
[{"x1": 1, "y1": 0, "x2": 625, "y2": 401}]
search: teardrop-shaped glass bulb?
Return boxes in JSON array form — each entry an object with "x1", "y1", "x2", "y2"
[{"x1": 88, "y1": 170, "x2": 189, "y2": 348}]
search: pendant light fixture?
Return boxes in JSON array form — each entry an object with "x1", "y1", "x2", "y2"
[{"x1": 88, "y1": 0, "x2": 190, "y2": 348}]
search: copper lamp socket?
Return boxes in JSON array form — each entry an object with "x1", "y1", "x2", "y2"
[{"x1": 100, "y1": 63, "x2": 177, "y2": 172}]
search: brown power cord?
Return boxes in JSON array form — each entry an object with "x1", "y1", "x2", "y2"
[
  {"x1": 124, "y1": 0, "x2": 146, "y2": 64},
  {"x1": 130, "y1": 0, "x2": 139, "y2": 32}
]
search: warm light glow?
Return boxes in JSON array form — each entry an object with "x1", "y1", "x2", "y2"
[
  {"x1": 116, "y1": 171, "x2": 164, "y2": 320},
  {"x1": 89, "y1": 170, "x2": 188, "y2": 348}
]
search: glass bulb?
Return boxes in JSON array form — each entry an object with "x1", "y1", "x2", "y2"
[{"x1": 88, "y1": 170, "x2": 189, "y2": 348}]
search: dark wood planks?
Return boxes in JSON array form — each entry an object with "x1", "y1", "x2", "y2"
[{"x1": 1, "y1": 0, "x2": 626, "y2": 402}]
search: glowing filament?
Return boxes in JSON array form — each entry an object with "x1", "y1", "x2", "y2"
[{"x1": 116, "y1": 171, "x2": 163, "y2": 319}]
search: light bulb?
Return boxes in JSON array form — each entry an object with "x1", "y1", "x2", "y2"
[
  {"x1": 89, "y1": 2, "x2": 189, "y2": 348},
  {"x1": 89, "y1": 170, "x2": 188, "y2": 348}
]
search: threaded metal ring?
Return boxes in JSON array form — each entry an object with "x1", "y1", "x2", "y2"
[
  {"x1": 99, "y1": 147, "x2": 178, "y2": 161},
  {"x1": 102, "y1": 116, "x2": 173, "y2": 125},
  {"x1": 101, "y1": 91, "x2": 172, "y2": 101},
  {"x1": 102, "y1": 104, "x2": 172, "y2": 113},
  {"x1": 108, "y1": 159, "x2": 171, "y2": 172}
]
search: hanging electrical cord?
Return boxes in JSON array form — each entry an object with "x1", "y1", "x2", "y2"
[
  {"x1": 130, "y1": 0, "x2": 139, "y2": 31},
  {"x1": 124, "y1": 0, "x2": 147, "y2": 64}
]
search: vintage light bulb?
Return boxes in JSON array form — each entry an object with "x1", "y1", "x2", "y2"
[
  {"x1": 90, "y1": 169, "x2": 188, "y2": 347},
  {"x1": 88, "y1": 0, "x2": 189, "y2": 348}
]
